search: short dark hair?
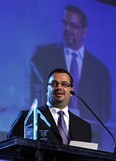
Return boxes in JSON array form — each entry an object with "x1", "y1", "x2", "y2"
[
  {"x1": 48, "y1": 68, "x2": 73, "y2": 87},
  {"x1": 65, "y1": 5, "x2": 87, "y2": 27}
]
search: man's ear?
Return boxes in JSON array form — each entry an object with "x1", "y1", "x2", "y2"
[{"x1": 70, "y1": 87, "x2": 74, "y2": 96}]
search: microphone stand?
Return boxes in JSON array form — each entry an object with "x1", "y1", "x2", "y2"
[{"x1": 70, "y1": 91, "x2": 116, "y2": 153}]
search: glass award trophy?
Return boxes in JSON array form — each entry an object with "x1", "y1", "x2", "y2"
[
  {"x1": 24, "y1": 98, "x2": 51, "y2": 142},
  {"x1": 24, "y1": 99, "x2": 38, "y2": 140}
]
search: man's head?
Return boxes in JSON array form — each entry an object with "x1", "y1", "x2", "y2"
[
  {"x1": 63, "y1": 5, "x2": 87, "y2": 50},
  {"x1": 46, "y1": 68, "x2": 74, "y2": 109}
]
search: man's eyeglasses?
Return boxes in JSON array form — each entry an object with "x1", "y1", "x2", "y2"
[{"x1": 48, "y1": 81, "x2": 72, "y2": 88}]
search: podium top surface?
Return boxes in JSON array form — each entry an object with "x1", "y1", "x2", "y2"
[{"x1": 0, "y1": 137, "x2": 116, "y2": 160}]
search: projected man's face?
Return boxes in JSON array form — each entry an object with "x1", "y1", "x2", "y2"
[{"x1": 63, "y1": 10, "x2": 87, "y2": 50}]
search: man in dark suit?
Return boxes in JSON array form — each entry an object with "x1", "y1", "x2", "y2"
[
  {"x1": 29, "y1": 5, "x2": 111, "y2": 123},
  {"x1": 8, "y1": 68, "x2": 91, "y2": 143},
  {"x1": 8, "y1": 68, "x2": 92, "y2": 161}
]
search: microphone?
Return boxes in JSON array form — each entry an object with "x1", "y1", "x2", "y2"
[{"x1": 70, "y1": 90, "x2": 116, "y2": 153}]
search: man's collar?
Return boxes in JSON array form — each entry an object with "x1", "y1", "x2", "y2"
[
  {"x1": 46, "y1": 101, "x2": 68, "y2": 113},
  {"x1": 64, "y1": 45, "x2": 84, "y2": 59}
]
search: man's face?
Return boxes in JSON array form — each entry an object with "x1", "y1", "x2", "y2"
[
  {"x1": 63, "y1": 10, "x2": 87, "y2": 50},
  {"x1": 47, "y1": 72, "x2": 73, "y2": 109}
]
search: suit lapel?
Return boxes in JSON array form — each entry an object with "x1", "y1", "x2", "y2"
[{"x1": 39, "y1": 105, "x2": 60, "y2": 136}]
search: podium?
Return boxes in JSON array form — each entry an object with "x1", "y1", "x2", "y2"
[{"x1": 0, "y1": 137, "x2": 116, "y2": 161}]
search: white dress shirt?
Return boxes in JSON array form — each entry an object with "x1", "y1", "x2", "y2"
[
  {"x1": 64, "y1": 45, "x2": 84, "y2": 81},
  {"x1": 46, "y1": 101, "x2": 69, "y2": 132}
]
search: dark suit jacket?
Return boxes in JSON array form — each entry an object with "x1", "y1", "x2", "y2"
[
  {"x1": 7, "y1": 104, "x2": 92, "y2": 145},
  {"x1": 30, "y1": 43, "x2": 111, "y2": 122}
]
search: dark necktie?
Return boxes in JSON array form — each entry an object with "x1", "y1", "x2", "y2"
[
  {"x1": 70, "y1": 52, "x2": 78, "y2": 109},
  {"x1": 57, "y1": 111, "x2": 68, "y2": 145}
]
